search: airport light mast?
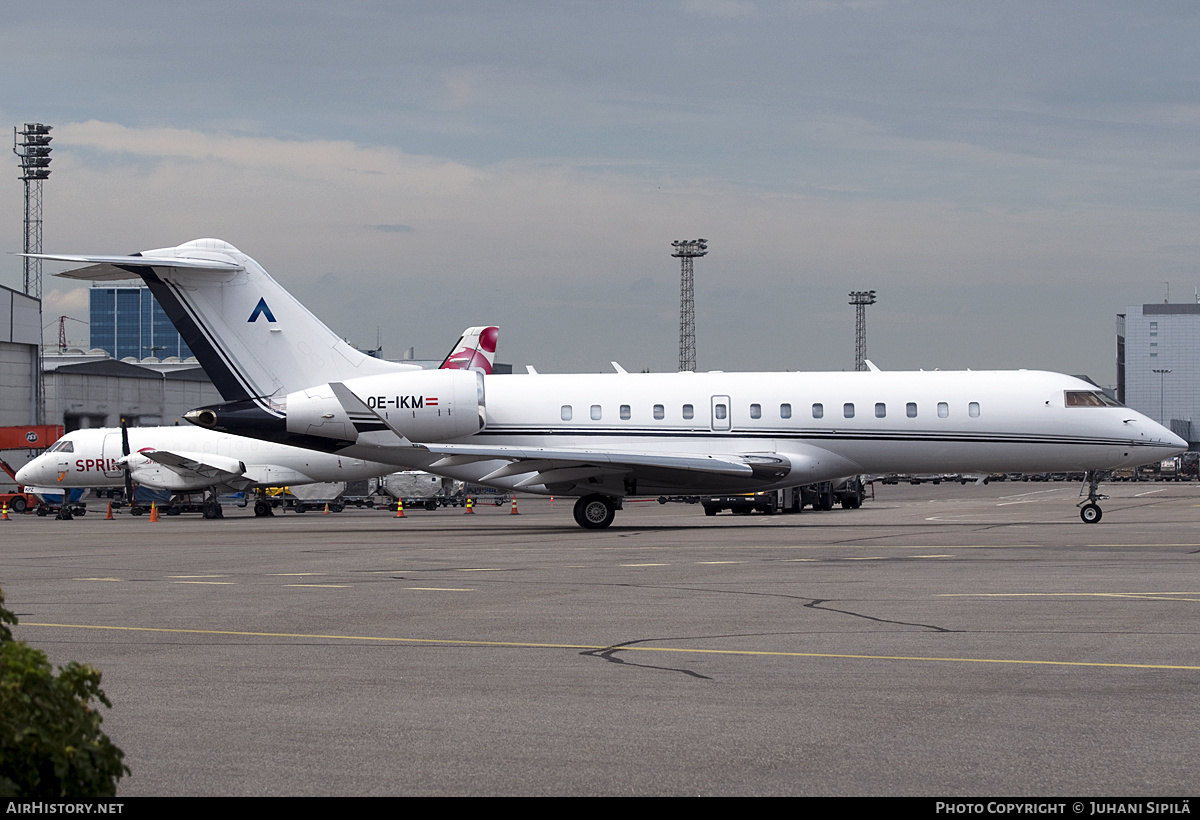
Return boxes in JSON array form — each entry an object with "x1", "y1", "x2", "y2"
[
  {"x1": 672, "y1": 239, "x2": 707, "y2": 372},
  {"x1": 14, "y1": 123, "x2": 51, "y2": 300},
  {"x1": 849, "y1": 290, "x2": 876, "y2": 372},
  {"x1": 14, "y1": 123, "x2": 51, "y2": 425},
  {"x1": 1153, "y1": 368, "x2": 1172, "y2": 426}
]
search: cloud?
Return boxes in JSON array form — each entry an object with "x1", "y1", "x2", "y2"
[{"x1": 18, "y1": 116, "x2": 1198, "y2": 378}]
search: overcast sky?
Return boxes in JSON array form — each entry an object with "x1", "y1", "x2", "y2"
[{"x1": 2, "y1": 1, "x2": 1198, "y2": 382}]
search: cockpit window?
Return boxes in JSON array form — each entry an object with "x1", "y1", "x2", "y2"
[
  {"x1": 1065, "y1": 391, "x2": 1122, "y2": 408},
  {"x1": 47, "y1": 440, "x2": 74, "y2": 453}
]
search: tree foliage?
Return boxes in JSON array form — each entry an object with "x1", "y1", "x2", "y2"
[{"x1": 0, "y1": 588, "x2": 129, "y2": 797}]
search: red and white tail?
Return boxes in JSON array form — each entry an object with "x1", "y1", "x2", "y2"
[{"x1": 439, "y1": 326, "x2": 498, "y2": 374}]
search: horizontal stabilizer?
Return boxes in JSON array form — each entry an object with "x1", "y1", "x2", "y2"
[{"x1": 26, "y1": 253, "x2": 244, "y2": 280}]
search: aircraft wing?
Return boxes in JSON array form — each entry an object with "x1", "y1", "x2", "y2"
[
  {"x1": 422, "y1": 443, "x2": 784, "y2": 484},
  {"x1": 135, "y1": 449, "x2": 247, "y2": 481}
]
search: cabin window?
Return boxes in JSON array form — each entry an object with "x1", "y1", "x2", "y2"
[
  {"x1": 750, "y1": 403, "x2": 761, "y2": 419},
  {"x1": 620, "y1": 404, "x2": 631, "y2": 420},
  {"x1": 561, "y1": 405, "x2": 572, "y2": 421},
  {"x1": 653, "y1": 404, "x2": 665, "y2": 420},
  {"x1": 844, "y1": 403, "x2": 855, "y2": 419},
  {"x1": 780, "y1": 403, "x2": 792, "y2": 419},
  {"x1": 812, "y1": 403, "x2": 823, "y2": 419},
  {"x1": 683, "y1": 404, "x2": 694, "y2": 420},
  {"x1": 875, "y1": 402, "x2": 886, "y2": 418},
  {"x1": 906, "y1": 402, "x2": 917, "y2": 418},
  {"x1": 969, "y1": 402, "x2": 980, "y2": 418},
  {"x1": 590, "y1": 405, "x2": 602, "y2": 421},
  {"x1": 714, "y1": 404, "x2": 727, "y2": 420},
  {"x1": 937, "y1": 402, "x2": 949, "y2": 418}
]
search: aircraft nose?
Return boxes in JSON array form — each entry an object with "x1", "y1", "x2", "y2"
[{"x1": 14, "y1": 460, "x2": 39, "y2": 485}]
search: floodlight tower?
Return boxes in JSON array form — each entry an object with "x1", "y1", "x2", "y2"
[
  {"x1": 849, "y1": 290, "x2": 876, "y2": 371},
  {"x1": 672, "y1": 238, "x2": 707, "y2": 372},
  {"x1": 14, "y1": 123, "x2": 52, "y2": 300}
]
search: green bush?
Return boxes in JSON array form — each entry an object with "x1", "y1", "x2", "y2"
[{"x1": 0, "y1": 588, "x2": 129, "y2": 797}]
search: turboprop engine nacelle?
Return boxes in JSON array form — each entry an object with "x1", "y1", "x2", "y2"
[{"x1": 286, "y1": 368, "x2": 485, "y2": 443}]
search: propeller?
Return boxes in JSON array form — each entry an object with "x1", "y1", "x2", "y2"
[{"x1": 120, "y1": 416, "x2": 134, "y2": 503}]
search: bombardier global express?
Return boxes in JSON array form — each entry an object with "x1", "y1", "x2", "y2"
[{"x1": 32, "y1": 239, "x2": 1186, "y2": 528}]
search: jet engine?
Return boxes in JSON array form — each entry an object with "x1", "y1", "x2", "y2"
[{"x1": 285, "y1": 369, "x2": 484, "y2": 443}]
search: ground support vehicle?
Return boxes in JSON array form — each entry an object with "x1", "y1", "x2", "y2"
[{"x1": 701, "y1": 477, "x2": 866, "y2": 516}]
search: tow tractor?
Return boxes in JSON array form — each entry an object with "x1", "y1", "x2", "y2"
[{"x1": 0, "y1": 425, "x2": 64, "y2": 516}]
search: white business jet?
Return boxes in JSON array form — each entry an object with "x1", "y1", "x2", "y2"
[
  {"x1": 31, "y1": 239, "x2": 1186, "y2": 529},
  {"x1": 15, "y1": 323, "x2": 498, "y2": 518}
]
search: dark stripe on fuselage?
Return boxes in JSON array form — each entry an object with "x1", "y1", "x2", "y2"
[{"x1": 467, "y1": 425, "x2": 1165, "y2": 449}]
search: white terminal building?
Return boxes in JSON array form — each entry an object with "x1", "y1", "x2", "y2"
[{"x1": 1117, "y1": 303, "x2": 1200, "y2": 447}]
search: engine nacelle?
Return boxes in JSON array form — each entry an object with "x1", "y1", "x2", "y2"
[{"x1": 286, "y1": 369, "x2": 485, "y2": 443}]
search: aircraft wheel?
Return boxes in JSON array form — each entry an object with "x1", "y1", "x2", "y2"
[
  {"x1": 425, "y1": 500, "x2": 437, "y2": 511},
  {"x1": 1080, "y1": 503, "x2": 1102, "y2": 524},
  {"x1": 294, "y1": 504, "x2": 307, "y2": 513},
  {"x1": 254, "y1": 500, "x2": 271, "y2": 517},
  {"x1": 166, "y1": 505, "x2": 182, "y2": 516},
  {"x1": 203, "y1": 502, "x2": 221, "y2": 519},
  {"x1": 130, "y1": 506, "x2": 142, "y2": 516},
  {"x1": 573, "y1": 495, "x2": 616, "y2": 529},
  {"x1": 37, "y1": 507, "x2": 47, "y2": 517}
]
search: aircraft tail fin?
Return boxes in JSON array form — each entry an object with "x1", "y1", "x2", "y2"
[
  {"x1": 34, "y1": 239, "x2": 418, "y2": 404},
  {"x1": 439, "y1": 326, "x2": 498, "y2": 374}
]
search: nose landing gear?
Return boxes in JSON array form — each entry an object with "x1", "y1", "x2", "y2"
[{"x1": 1078, "y1": 471, "x2": 1107, "y2": 524}]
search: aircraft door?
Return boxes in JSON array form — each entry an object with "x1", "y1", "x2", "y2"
[
  {"x1": 101, "y1": 433, "x2": 125, "y2": 480},
  {"x1": 711, "y1": 395, "x2": 731, "y2": 432}
]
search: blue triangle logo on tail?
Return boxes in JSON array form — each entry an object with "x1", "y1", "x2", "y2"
[{"x1": 248, "y1": 297, "x2": 276, "y2": 323}]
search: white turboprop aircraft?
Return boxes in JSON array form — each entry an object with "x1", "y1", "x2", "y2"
[
  {"x1": 33, "y1": 238, "x2": 1187, "y2": 529},
  {"x1": 15, "y1": 323, "x2": 499, "y2": 518}
]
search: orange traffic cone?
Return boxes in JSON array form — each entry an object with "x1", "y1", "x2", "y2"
[
  {"x1": 510, "y1": 495, "x2": 519, "y2": 515},
  {"x1": 323, "y1": 502, "x2": 330, "y2": 515},
  {"x1": 149, "y1": 502, "x2": 159, "y2": 522},
  {"x1": 395, "y1": 499, "x2": 405, "y2": 518},
  {"x1": 1, "y1": 502, "x2": 9, "y2": 521},
  {"x1": 464, "y1": 497, "x2": 474, "y2": 514},
  {"x1": 105, "y1": 501, "x2": 114, "y2": 520}
]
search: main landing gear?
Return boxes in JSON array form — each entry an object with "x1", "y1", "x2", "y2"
[
  {"x1": 1078, "y1": 470, "x2": 1107, "y2": 524},
  {"x1": 203, "y1": 494, "x2": 224, "y2": 519},
  {"x1": 573, "y1": 494, "x2": 619, "y2": 529}
]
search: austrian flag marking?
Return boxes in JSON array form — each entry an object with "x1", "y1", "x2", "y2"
[{"x1": 427, "y1": 397, "x2": 439, "y2": 406}]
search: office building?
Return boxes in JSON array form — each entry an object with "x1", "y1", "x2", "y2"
[
  {"x1": 1117, "y1": 303, "x2": 1200, "y2": 444},
  {"x1": 89, "y1": 284, "x2": 192, "y2": 360}
]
